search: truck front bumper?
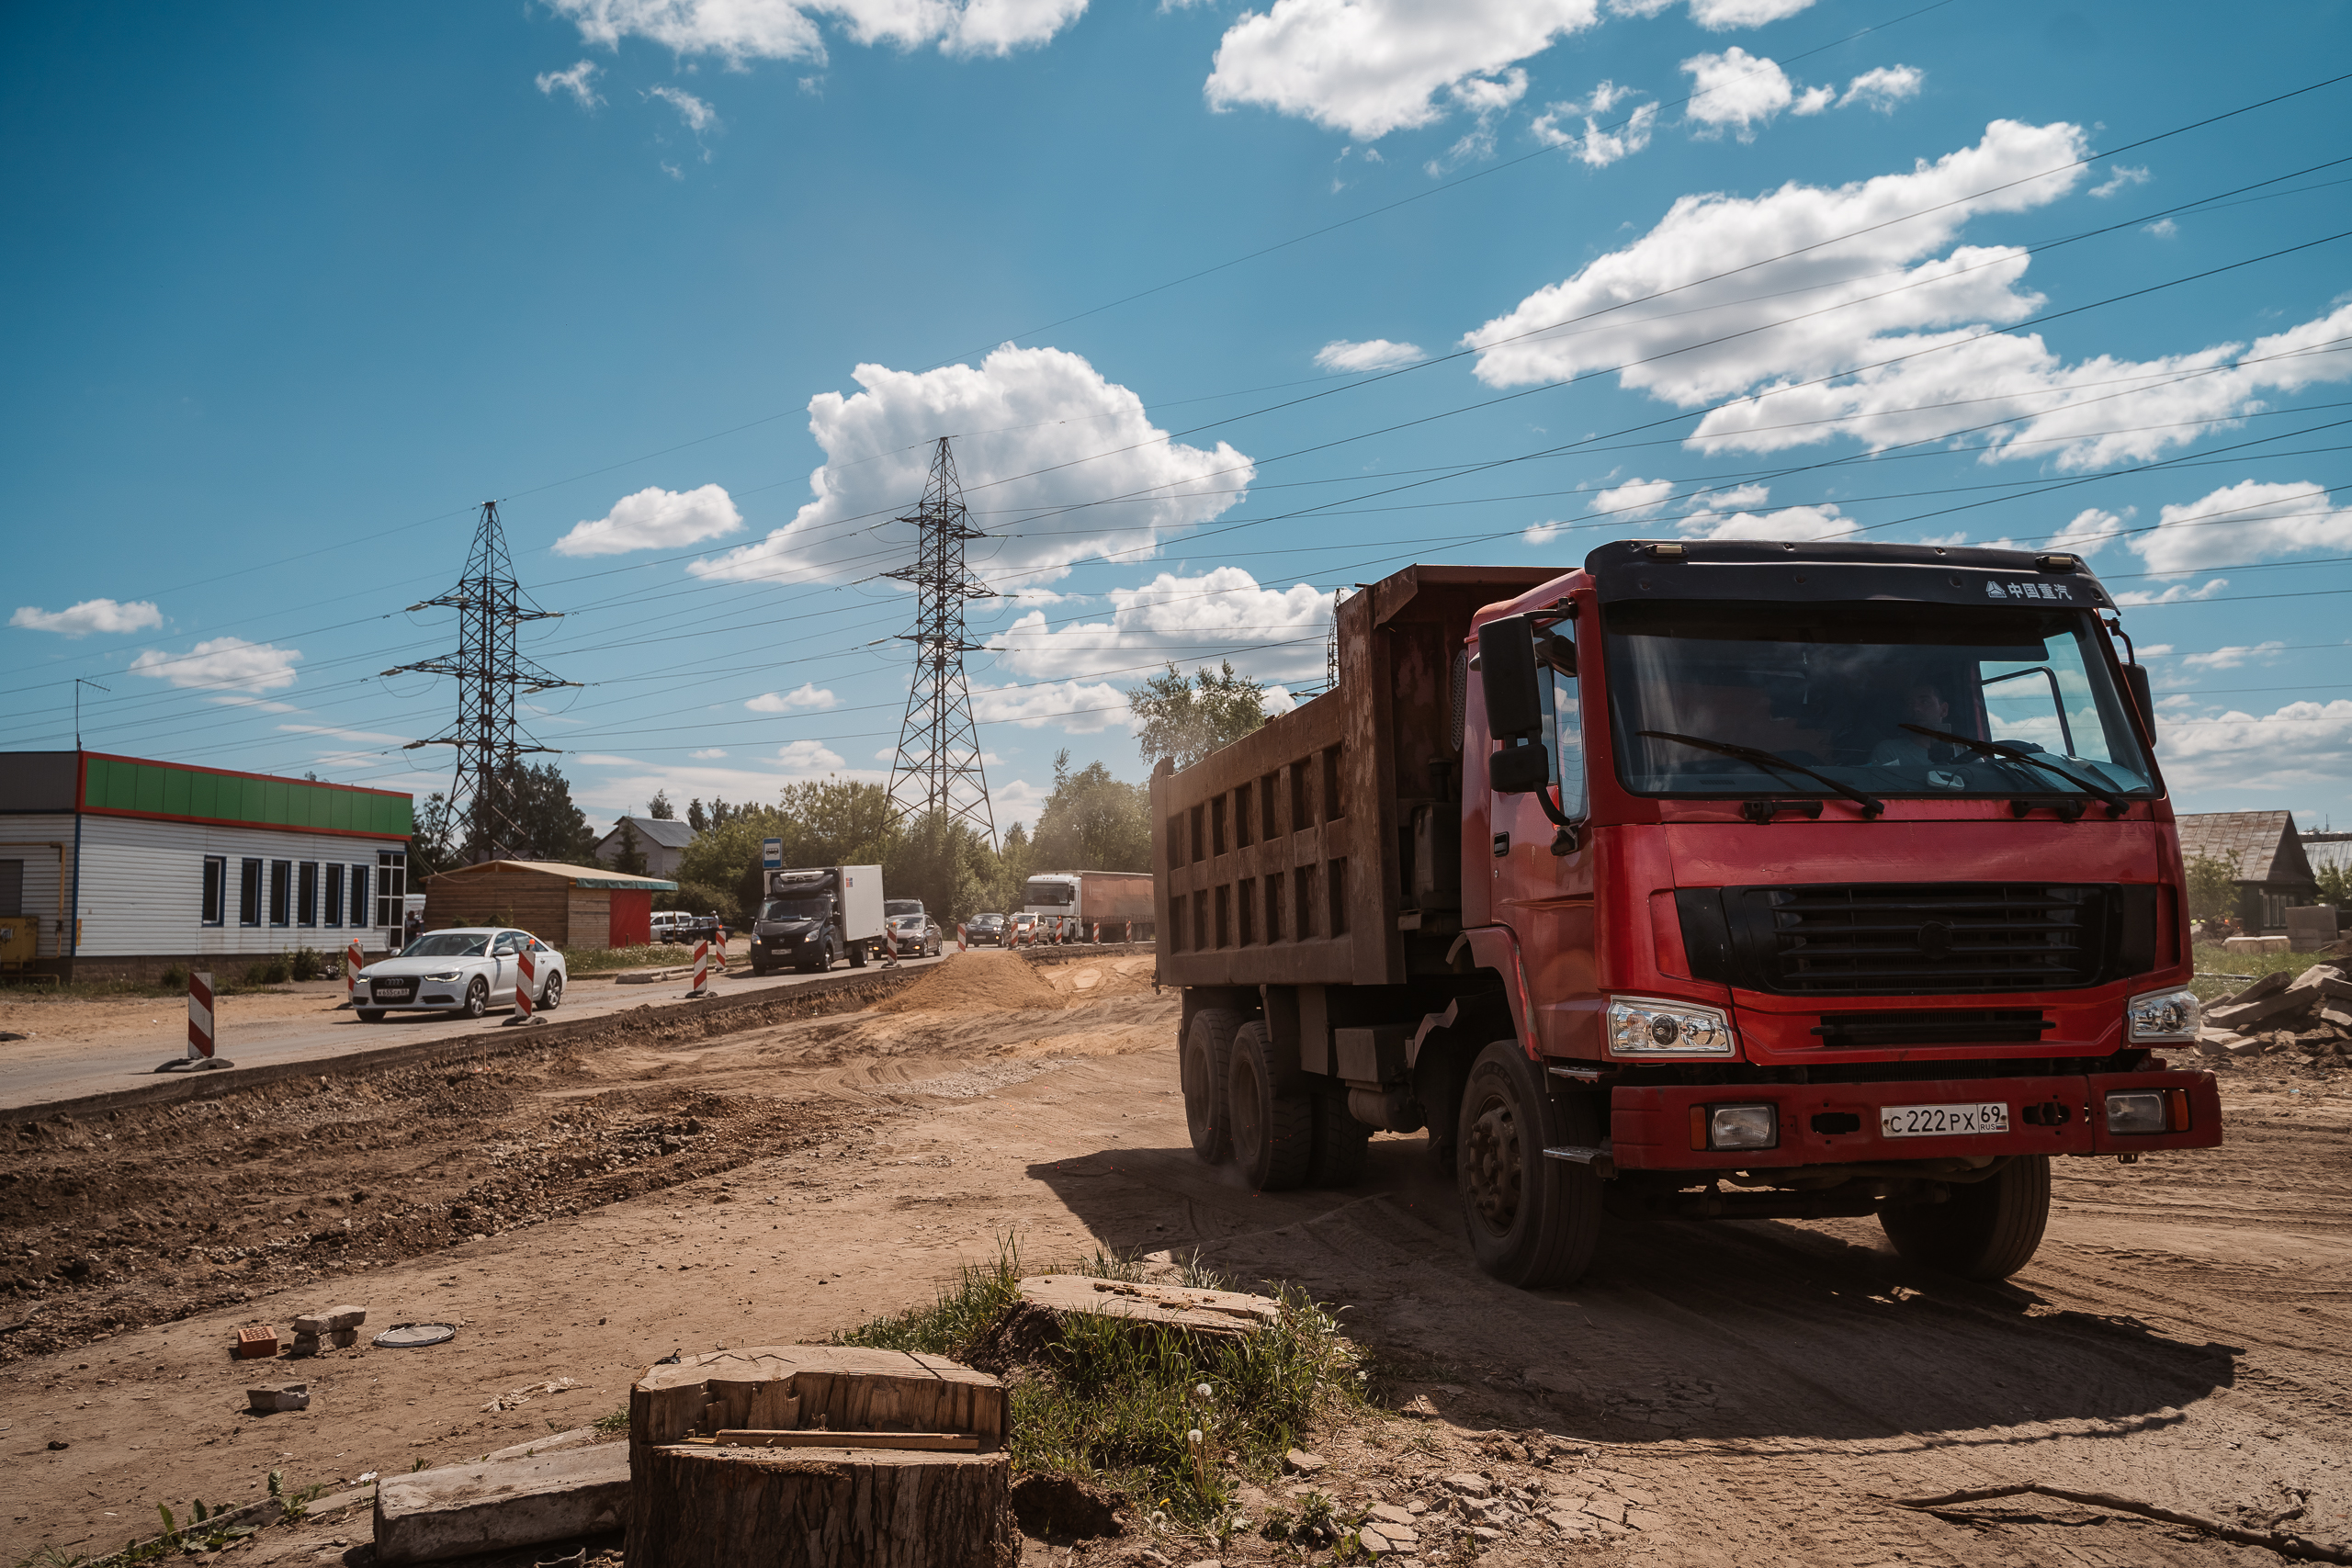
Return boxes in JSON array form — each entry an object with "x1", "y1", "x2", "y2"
[{"x1": 1604, "y1": 1066, "x2": 2221, "y2": 1172}]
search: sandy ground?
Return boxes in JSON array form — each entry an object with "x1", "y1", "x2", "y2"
[{"x1": 4, "y1": 951, "x2": 2349, "y2": 1567}]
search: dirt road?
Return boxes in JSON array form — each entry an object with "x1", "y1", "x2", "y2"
[{"x1": 4, "y1": 952, "x2": 2347, "y2": 1566}]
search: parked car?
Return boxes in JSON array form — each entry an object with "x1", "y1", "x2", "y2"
[
  {"x1": 967, "y1": 912, "x2": 1005, "y2": 946},
  {"x1": 649, "y1": 911, "x2": 693, "y2": 945},
  {"x1": 355, "y1": 928, "x2": 565, "y2": 1021}
]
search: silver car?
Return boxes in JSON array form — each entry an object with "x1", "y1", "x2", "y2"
[{"x1": 355, "y1": 927, "x2": 567, "y2": 1021}]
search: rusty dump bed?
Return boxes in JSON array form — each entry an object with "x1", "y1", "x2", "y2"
[{"x1": 1150, "y1": 564, "x2": 1555, "y2": 989}]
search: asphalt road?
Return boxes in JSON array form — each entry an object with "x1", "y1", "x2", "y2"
[{"x1": 0, "y1": 952, "x2": 948, "y2": 1113}]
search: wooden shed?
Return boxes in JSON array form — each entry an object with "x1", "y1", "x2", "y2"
[{"x1": 422, "y1": 859, "x2": 676, "y2": 951}]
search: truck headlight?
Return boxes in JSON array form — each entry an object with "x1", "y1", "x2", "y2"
[
  {"x1": 2125, "y1": 986, "x2": 2200, "y2": 1043},
  {"x1": 1607, "y1": 996, "x2": 1735, "y2": 1057},
  {"x1": 2104, "y1": 1090, "x2": 2168, "y2": 1134},
  {"x1": 1698, "y1": 1103, "x2": 1778, "y2": 1151}
]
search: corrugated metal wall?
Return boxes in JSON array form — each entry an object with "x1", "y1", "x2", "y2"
[
  {"x1": 0, "y1": 813, "x2": 74, "y2": 958},
  {"x1": 74, "y1": 814, "x2": 406, "y2": 957}
]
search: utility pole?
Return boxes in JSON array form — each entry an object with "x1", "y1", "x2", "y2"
[
  {"x1": 884, "y1": 438, "x2": 997, "y2": 849},
  {"x1": 387, "y1": 502, "x2": 578, "y2": 863}
]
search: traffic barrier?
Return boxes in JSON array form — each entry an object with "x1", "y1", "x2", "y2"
[
  {"x1": 156, "y1": 970, "x2": 232, "y2": 1073},
  {"x1": 685, "y1": 939, "x2": 712, "y2": 998},
  {"x1": 956, "y1": 922, "x2": 967, "y2": 953},
  {"x1": 715, "y1": 925, "x2": 729, "y2": 971},
  {"x1": 514, "y1": 949, "x2": 536, "y2": 1020},
  {"x1": 344, "y1": 941, "x2": 363, "y2": 1005},
  {"x1": 1091, "y1": 922, "x2": 1101, "y2": 944}
]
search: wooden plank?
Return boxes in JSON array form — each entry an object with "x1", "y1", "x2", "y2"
[{"x1": 710, "y1": 1431, "x2": 979, "y2": 1451}]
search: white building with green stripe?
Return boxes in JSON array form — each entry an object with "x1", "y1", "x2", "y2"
[{"x1": 0, "y1": 751, "x2": 413, "y2": 981}]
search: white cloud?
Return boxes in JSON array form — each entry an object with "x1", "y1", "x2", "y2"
[
  {"x1": 1532, "y1": 96, "x2": 1657, "y2": 167},
  {"x1": 10, "y1": 598, "x2": 164, "y2": 637},
  {"x1": 546, "y1": 0, "x2": 1085, "y2": 63},
  {"x1": 690, "y1": 748, "x2": 729, "y2": 759},
  {"x1": 1680, "y1": 48, "x2": 1801, "y2": 139},
  {"x1": 1703, "y1": 481, "x2": 1770, "y2": 511},
  {"x1": 2132, "y1": 479, "x2": 2349, "y2": 575},
  {"x1": 1590, "y1": 476, "x2": 1677, "y2": 517},
  {"x1": 650, "y1": 84, "x2": 718, "y2": 132},
  {"x1": 2157, "y1": 697, "x2": 2352, "y2": 796},
  {"x1": 2181, "y1": 640, "x2": 2286, "y2": 671},
  {"x1": 775, "y1": 739, "x2": 846, "y2": 772},
  {"x1": 2143, "y1": 218, "x2": 2178, "y2": 239},
  {"x1": 972, "y1": 678, "x2": 1136, "y2": 732},
  {"x1": 746, "y1": 682, "x2": 839, "y2": 711},
  {"x1": 987, "y1": 566, "x2": 1330, "y2": 682},
  {"x1": 2113, "y1": 578, "x2": 2228, "y2": 607},
  {"x1": 1838, "y1": 64, "x2": 1921, "y2": 113},
  {"x1": 693, "y1": 345, "x2": 1252, "y2": 591},
  {"x1": 1203, "y1": 0, "x2": 1599, "y2": 140},
  {"x1": 1427, "y1": 66, "x2": 1529, "y2": 171},
  {"x1": 2090, "y1": 164, "x2": 2150, "y2": 198},
  {"x1": 553, "y1": 483, "x2": 744, "y2": 556},
  {"x1": 1678, "y1": 501, "x2": 1853, "y2": 540},
  {"x1": 130, "y1": 636, "x2": 301, "y2": 693},
  {"x1": 536, "y1": 60, "x2": 603, "y2": 108},
  {"x1": 1523, "y1": 520, "x2": 1568, "y2": 544},
  {"x1": 2048, "y1": 506, "x2": 2126, "y2": 558},
  {"x1": 1687, "y1": 0, "x2": 1814, "y2": 25},
  {"x1": 1316, "y1": 338, "x2": 1426, "y2": 372}
]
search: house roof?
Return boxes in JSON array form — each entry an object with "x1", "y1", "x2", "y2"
[
  {"x1": 2307, "y1": 840, "x2": 2352, "y2": 879},
  {"x1": 598, "y1": 815, "x2": 695, "y2": 851},
  {"x1": 424, "y1": 859, "x2": 678, "y2": 892},
  {"x1": 2175, "y1": 811, "x2": 2316, "y2": 886}
]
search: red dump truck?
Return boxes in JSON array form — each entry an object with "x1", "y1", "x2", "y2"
[{"x1": 1150, "y1": 543, "x2": 2220, "y2": 1287}]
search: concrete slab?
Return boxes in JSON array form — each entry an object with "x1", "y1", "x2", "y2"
[{"x1": 373, "y1": 1444, "x2": 628, "y2": 1564}]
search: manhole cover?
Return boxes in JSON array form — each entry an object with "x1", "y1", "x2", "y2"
[{"x1": 373, "y1": 1323, "x2": 458, "y2": 1348}]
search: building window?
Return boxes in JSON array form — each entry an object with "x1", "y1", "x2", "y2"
[
  {"x1": 240, "y1": 859, "x2": 264, "y2": 927},
  {"x1": 201, "y1": 856, "x2": 227, "y2": 927},
  {"x1": 0, "y1": 859, "x2": 24, "y2": 918},
  {"x1": 324, "y1": 863, "x2": 345, "y2": 929},
  {"x1": 269, "y1": 860, "x2": 292, "y2": 927},
  {"x1": 350, "y1": 864, "x2": 370, "y2": 929},
  {"x1": 376, "y1": 851, "x2": 407, "y2": 929},
  {"x1": 297, "y1": 862, "x2": 319, "y2": 927}
]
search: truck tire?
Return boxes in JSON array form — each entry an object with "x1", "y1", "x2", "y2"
[
  {"x1": 1228, "y1": 1021, "x2": 1316, "y2": 1191},
  {"x1": 1308, "y1": 1092, "x2": 1372, "y2": 1188},
  {"x1": 1182, "y1": 1009, "x2": 1242, "y2": 1164},
  {"x1": 848, "y1": 942, "x2": 868, "y2": 969},
  {"x1": 1879, "y1": 1156, "x2": 2051, "y2": 1280},
  {"x1": 1457, "y1": 1041, "x2": 1602, "y2": 1289}
]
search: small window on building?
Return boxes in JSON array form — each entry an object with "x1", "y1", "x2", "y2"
[
  {"x1": 0, "y1": 858, "x2": 26, "y2": 918},
  {"x1": 376, "y1": 851, "x2": 406, "y2": 929},
  {"x1": 269, "y1": 861, "x2": 292, "y2": 927},
  {"x1": 324, "y1": 863, "x2": 345, "y2": 929},
  {"x1": 201, "y1": 856, "x2": 227, "y2": 927},
  {"x1": 349, "y1": 864, "x2": 370, "y2": 929},
  {"x1": 240, "y1": 859, "x2": 263, "y2": 927},
  {"x1": 297, "y1": 862, "x2": 319, "y2": 927}
]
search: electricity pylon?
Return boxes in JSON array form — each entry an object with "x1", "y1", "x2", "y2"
[
  {"x1": 884, "y1": 438, "x2": 997, "y2": 849},
  {"x1": 387, "y1": 501, "x2": 578, "y2": 863}
]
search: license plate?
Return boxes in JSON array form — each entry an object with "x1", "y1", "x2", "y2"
[
  {"x1": 374, "y1": 983, "x2": 414, "y2": 999},
  {"x1": 1881, "y1": 1101, "x2": 2008, "y2": 1138}
]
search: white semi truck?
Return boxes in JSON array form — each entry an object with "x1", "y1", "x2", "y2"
[
  {"x1": 1021, "y1": 870, "x2": 1156, "y2": 942},
  {"x1": 751, "y1": 864, "x2": 886, "y2": 974}
]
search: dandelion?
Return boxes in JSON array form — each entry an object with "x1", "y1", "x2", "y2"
[
  {"x1": 1194, "y1": 1382, "x2": 1213, "y2": 1400},
  {"x1": 1188, "y1": 1428, "x2": 1204, "y2": 1447}
]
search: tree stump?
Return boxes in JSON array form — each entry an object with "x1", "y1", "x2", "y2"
[
  {"x1": 623, "y1": 1346, "x2": 1014, "y2": 1568},
  {"x1": 967, "y1": 1275, "x2": 1280, "y2": 1374}
]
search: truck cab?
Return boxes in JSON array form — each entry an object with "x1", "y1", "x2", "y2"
[{"x1": 1152, "y1": 546, "x2": 2218, "y2": 1289}]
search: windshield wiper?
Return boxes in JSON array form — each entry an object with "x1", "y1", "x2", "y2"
[
  {"x1": 1638, "y1": 731, "x2": 1885, "y2": 818},
  {"x1": 1900, "y1": 725, "x2": 2130, "y2": 818}
]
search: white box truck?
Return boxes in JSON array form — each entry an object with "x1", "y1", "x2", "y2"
[
  {"x1": 1021, "y1": 870, "x2": 1156, "y2": 942},
  {"x1": 752, "y1": 865, "x2": 885, "y2": 974}
]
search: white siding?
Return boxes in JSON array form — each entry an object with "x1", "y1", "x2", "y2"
[
  {"x1": 0, "y1": 813, "x2": 74, "y2": 959},
  {"x1": 73, "y1": 815, "x2": 406, "y2": 958}
]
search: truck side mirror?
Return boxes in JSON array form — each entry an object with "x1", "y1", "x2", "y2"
[
  {"x1": 1478, "y1": 615, "x2": 1544, "y2": 741},
  {"x1": 1489, "y1": 744, "x2": 1552, "y2": 795},
  {"x1": 2123, "y1": 662, "x2": 2155, "y2": 748}
]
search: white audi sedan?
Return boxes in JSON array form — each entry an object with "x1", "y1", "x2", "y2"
[{"x1": 355, "y1": 927, "x2": 566, "y2": 1021}]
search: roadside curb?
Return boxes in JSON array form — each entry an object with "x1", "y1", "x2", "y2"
[{"x1": 0, "y1": 964, "x2": 924, "y2": 1127}]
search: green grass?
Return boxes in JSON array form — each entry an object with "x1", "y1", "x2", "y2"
[
  {"x1": 833, "y1": 1237, "x2": 1365, "y2": 1529},
  {"x1": 560, "y1": 942, "x2": 698, "y2": 975},
  {"x1": 2189, "y1": 942, "x2": 2329, "y2": 1002}
]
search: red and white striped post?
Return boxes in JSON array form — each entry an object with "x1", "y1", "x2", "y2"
[
  {"x1": 956, "y1": 922, "x2": 967, "y2": 953},
  {"x1": 685, "y1": 938, "x2": 712, "y2": 998},
  {"x1": 1091, "y1": 921, "x2": 1101, "y2": 944},
  {"x1": 514, "y1": 948, "x2": 536, "y2": 1019},
  {"x1": 159, "y1": 969, "x2": 231, "y2": 1073},
  {"x1": 343, "y1": 940, "x2": 363, "y2": 1006},
  {"x1": 714, "y1": 924, "x2": 729, "y2": 972}
]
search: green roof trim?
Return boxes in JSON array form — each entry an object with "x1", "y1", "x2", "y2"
[
  {"x1": 80, "y1": 753, "x2": 413, "y2": 840},
  {"x1": 569, "y1": 874, "x2": 680, "y2": 891}
]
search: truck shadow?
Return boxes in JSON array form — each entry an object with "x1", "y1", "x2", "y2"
[{"x1": 1026, "y1": 1135, "x2": 2238, "y2": 1449}]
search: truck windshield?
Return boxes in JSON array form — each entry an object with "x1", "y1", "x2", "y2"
[
  {"x1": 885, "y1": 899, "x2": 922, "y2": 917},
  {"x1": 1023, "y1": 880, "x2": 1074, "y2": 906},
  {"x1": 1603, "y1": 600, "x2": 2156, "y2": 802},
  {"x1": 761, "y1": 897, "x2": 831, "y2": 920}
]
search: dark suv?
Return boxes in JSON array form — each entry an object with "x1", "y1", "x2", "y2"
[{"x1": 967, "y1": 912, "x2": 1005, "y2": 946}]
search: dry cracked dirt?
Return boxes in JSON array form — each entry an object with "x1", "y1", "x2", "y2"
[{"x1": 4, "y1": 949, "x2": 2350, "y2": 1567}]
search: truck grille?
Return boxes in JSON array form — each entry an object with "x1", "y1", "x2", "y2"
[
  {"x1": 1810, "y1": 1009, "x2": 2052, "y2": 1048},
  {"x1": 1679, "y1": 883, "x2": 2146, "y2": 998}
]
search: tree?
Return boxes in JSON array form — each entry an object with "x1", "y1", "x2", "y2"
[
  {"x1": 494, "y1": 761, "x2": 600, "y2": 863},
  {"x1": 2317, "y1": 861, "x2": 2352, "y2": 914},
  {"x1": 1131, "y1": 660, "x2": 1271, "y2": 772},
  {"x1": 411, "y1": 791, "x2": 458, "y2": 876},
  {"x1": 687, "y1": 798, "x2": 709, "y2": 834},
  {"x1": 610, "y1": 819, "x2": 649, "y2": 876},
  {"x1": 649, "y1": 790, "x2": 676, "y2": 820},
  {"x1": 2186, "y1": 853, "x2": 2238, "y2": 923},
  {"x1": 1029, "y1": 750, "x2": 1150, "y2": 872}
]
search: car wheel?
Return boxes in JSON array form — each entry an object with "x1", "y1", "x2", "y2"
[
  {"x1": 356, "y1": 1009, "x2": 384, "y2": 1023},
  {"x1": 455, "y1": 977, "x2": 488, "y2": 1020},
  {"x1": 538, "y1": 972, "x2": 563, "y2": 1011}
]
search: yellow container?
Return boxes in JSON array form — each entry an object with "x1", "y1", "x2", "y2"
[{"x1": 0, "y1": 916, "x2": 35, "y2": 964}]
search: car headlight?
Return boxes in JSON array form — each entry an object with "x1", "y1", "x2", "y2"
[
  {"x1": 2126, "y1": 986, "x2": 2200, "y2": 1043},
  {"x1": 424, "y1": 970, "x2": 460, "y2": 981},
  {"x1": 1607, "y1": 996, "x2": 1736, "y2": 1057}
]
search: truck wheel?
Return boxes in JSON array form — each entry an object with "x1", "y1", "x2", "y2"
[
  {"x1": 1182, "y1": 1009, "x2": 1242, "y2": 1164},
  {"x1": 1228, "y1": 1021, "x2": 1315, "y2": 1191},
  {"x1": 1880, "y1": 1156, "x2": 2051, "y2": 1280},
  {"x1": 848, "y1": 942, "x2": 868, "y2": 969},
  {"x1": 1308, "y1": 1092, "x2": 1372, "y2": 1188},
  {"x1": 1457, "y1": 1041, "x2": 1602, "y2": 1289}
]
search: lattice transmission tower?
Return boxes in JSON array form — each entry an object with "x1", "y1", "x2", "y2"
[
  {"x1": 387, "y1": 501, "x2": 578, "y2": 863},
  {"x1": 885, "y1": 438, "x2": 997, "y2": 848}
]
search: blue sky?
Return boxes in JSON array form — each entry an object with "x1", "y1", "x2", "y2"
[{"x1": 5, "y1": 0, "x2": 2350, "y2": 836}]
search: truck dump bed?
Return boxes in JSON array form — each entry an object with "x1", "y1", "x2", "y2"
[{"x1": 1150, "y1": 564, "x2": 1555, "y2": 988}]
